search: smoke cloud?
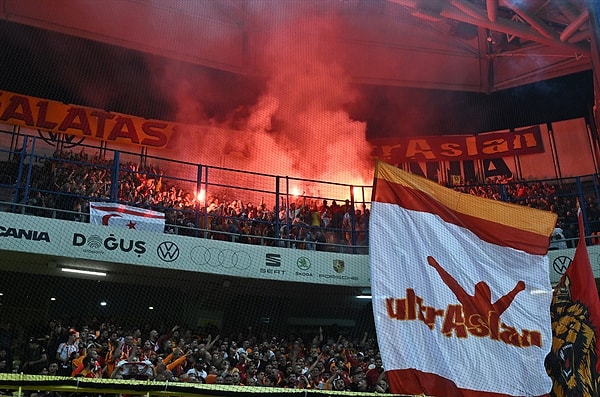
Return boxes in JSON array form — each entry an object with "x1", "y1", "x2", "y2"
[
  {"x1": 0, "y1": 1, "x2": 591, "y2": 195},
  {"x1": 155, "y1": 3, "x2": 374, "y2": 187}
]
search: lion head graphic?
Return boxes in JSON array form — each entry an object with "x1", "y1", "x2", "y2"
[{"x1": 546, "y1": 276, "x2": 600, "y2": 397}]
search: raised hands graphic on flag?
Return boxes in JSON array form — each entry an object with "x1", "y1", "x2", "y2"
[{"x1": 427, "y1": 256, "x2": 525, "y2": 323}]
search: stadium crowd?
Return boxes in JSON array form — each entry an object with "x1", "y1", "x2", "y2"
[
  {"x1": 3, "y1": 146, "x2": 600, "y2": 393},
  {"x1": 9, "y1": 147, "x2": 598, "y2": 251},
  {"x1": 452, "y1": 176, "x2": 599, "y2": 248},
  {"x1": 11, "y1": 148, "x2": 372, "y2": 252},
  {"x1": 0, "y1": 320, "x2": 389, "y2": 392},
  {"x1": 2, "y1": 148, "x2": 600, "y2": 394}
]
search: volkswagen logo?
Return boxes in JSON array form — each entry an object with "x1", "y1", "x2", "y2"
[
  {"x1": 157, "y1": 241, "x2": 180, "y2": 262},
  {"x1": 552, "y1": 256, "x2": 572, "y2": 275}
]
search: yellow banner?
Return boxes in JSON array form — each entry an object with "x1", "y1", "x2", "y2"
[{"x1": 0, "y1": 90, "x2": 175, "y2": 149}]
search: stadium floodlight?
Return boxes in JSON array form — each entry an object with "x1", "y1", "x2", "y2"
[{"x1": 60, "y1": 267, "x2": 107, "y2": 277}]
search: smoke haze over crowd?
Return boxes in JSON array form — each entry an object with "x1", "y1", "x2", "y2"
[
  {"x1": 0, "y1": 1, "x2": 593, "y2": 185},
  {"x1": 154, "y1": 4, "x2": 375, "y2": 184}
]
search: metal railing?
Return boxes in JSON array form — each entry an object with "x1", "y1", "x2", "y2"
[
  {"x1": 2, "y1": 129, "x2": 600, "y2": 253},
  {"x1": 0, "y1": 131, "x2": 372, "y2": 254}
]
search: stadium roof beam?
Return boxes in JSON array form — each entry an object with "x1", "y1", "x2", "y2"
[
  {"x1": 560, "y1": 8, "x2": 589, "y2": 42},
  {"x1": 486, "y1": 0, "x2": 498, "y2": 22},
  {"x1": 387, "y1": 0, "x2": 590, "y2": 55}
]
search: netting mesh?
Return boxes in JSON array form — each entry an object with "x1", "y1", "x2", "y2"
[
  {"x1": 0, "y1": 126, "x2": 599, "y2": 394},
  {"x1": 0, "y1": 127, "x2": 384, "y2": 392}
]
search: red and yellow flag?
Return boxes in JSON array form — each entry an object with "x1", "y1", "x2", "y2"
[{"x1": 370, "y1": 160, "x2": 557, "y2": 397}]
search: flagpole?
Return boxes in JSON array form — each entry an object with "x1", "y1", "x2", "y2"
[{"x1": 575, "y1": 179, "x2": 590, "y2": 244}]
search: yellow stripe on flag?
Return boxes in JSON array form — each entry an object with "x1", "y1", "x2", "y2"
[{"x1": 374, "y1": 160, "x2": 557, "y2": 255}]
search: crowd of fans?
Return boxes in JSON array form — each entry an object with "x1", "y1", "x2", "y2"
[
  {"x1": 2, "y1": 147, "x2": 600, "y2": 395},
  {"x1": 0, "y1": 320, "x2": 388, "y2": 393},
  {"x1": 6, "y1": 148, "x2": 371, "y2": 252},
  {"x1": 5, "y1": 147, "x2": 597, "y2": 252},
  {"x1": 451, "y1": 175, "x2": 600, "y2": 248}
]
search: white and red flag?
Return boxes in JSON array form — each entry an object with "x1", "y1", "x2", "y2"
[
  {"x1": 89, "y1": 202, "x2": 165, "y2": 233},
  {"x1": 370, "y1": 161, "x2": 557, "y2": 397}
]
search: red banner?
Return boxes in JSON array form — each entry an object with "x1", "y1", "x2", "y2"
[{"x1": 372, "y1": 126, "x2": 544, "y2": 163}]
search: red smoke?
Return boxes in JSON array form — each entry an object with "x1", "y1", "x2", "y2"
[{"x1": 153, "y1": 2, "x2": 374, "y2": 190}]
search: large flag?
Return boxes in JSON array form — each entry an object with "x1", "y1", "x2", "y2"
[
  {"x1": 546, "y1": 208, "x2": 600, "y2": 397},
  {"x1": 370, "y1": 161, "x2": 557, "y2": 397},
  {"x1": 89, "y1": 202, "x2": 165, "y2": 233}
]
